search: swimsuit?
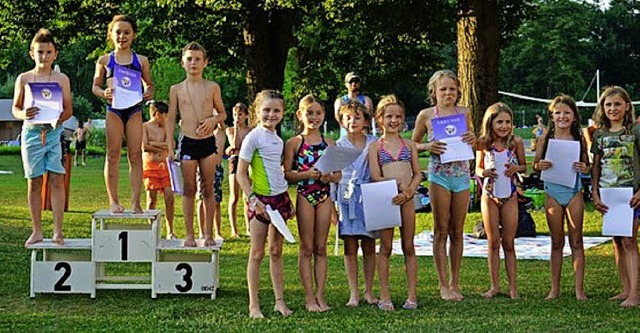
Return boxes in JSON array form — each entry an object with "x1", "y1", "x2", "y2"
[
  {"x1": 228, "y1": 151, "x2": 239, "y2": 175},
  {"x1": 427, "y1": 106, "x2": 470, "y2": 192},
  {"x1": 295, "y1": 135, "x2": 330, "y2": 206},
  {"x1": 248, "y1": 191, "x2": 295, "y2": 225},
  {"x1": 76, "y1": 139, "x2": 86, "y2": 151},
  {"x1": 378, "y1": 137, "x2": 412, "y2": 166},
  {"x1": 105, "y1": 52, "x2": 143, "y2": 124},
  {"x1": 482, "y1": 145, "x2": 518, "y2": 207},
  {"x1": 545, "y1": 176, "x2": 582, "y2": 207},
  {"x1": 143, "y1": 159, "x2": 171, "y2": 192},
  {"x1": 178, "y1": 135, "x2": 217, "y2": 161}
]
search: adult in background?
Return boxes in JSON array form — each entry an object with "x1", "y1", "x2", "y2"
[{"x1": 334, "y1": 72, "x2": 375, "y2": 135}]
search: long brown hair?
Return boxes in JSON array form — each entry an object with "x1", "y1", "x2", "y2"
[
  {"x1": 595, "y1": 86, "x2": 635, "y2": 132},
  {"x1": 541, "y1": 94, "x2": 583, "y2": 159},
  {"x1": 478, "y1": 102, "x2": 514, "y2": 150}
]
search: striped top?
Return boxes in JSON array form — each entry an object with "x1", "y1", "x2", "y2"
[{"x1": 378, "y1": 138, "x2": 412, "y2": 166}]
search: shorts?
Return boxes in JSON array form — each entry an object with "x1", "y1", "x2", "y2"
[
  {"x1": 228, "y1": 155, "x2": 238, "y2": 175},
  {"x1": 248, "y1": 191, "x2": 295, "y2": 224},
  {"x1": 178, "y1": 135, "x2": 216, "y2": 161},
  {"x1": 428, "y1": 172, "x2": 470, "y2": 193},
  {"x1": 76, "y1": 140, "x2": 86, "y2": 151},
  {"x1": 197, "y1": 164, "x2": 224, "y2": 203},
  {"x1": 143, "y1": 160, "x2": 171, "y2": 192},
  {"x1": 21, "y1": 125, "x2": 65, "y2": 179}
]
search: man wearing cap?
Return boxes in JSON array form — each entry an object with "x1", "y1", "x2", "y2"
[{"x1": 334, "y1": 72, "x2": 375, "y2": 136}]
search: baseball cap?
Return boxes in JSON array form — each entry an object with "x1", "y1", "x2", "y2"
[{"x1": 344, "y1": 72, "x2": 361, "y2": 83}]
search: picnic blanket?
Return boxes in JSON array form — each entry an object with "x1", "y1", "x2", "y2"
[{"x1": 389, "y1": 231, "x2": 610, "y2": 260}]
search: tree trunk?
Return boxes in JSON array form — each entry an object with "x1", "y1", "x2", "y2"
[
  {"x1": 243, "y1": 4, "x2": 296, "y2": 103},
  {"x1": 457, "y1": 0, "x2": 499, "y2": 134}
]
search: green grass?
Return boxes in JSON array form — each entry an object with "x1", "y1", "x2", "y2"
[{"x1": 1, "y1": 154, "x2": 639, "y2": 331}]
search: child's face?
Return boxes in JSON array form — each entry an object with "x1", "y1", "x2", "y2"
[
  {"x1": 381, "y1": 104, "x2": 404, "y2": 135},
  {"x1": 30, "y1": 42, "x2": 58, "y2": 69},
  {"x1": 181, "y1": 50, "x2": 207, "y2": 76},
  {"x1": 259, "y1": 99, "x2": 284, "y2": 131},
  {"x1": 153, "y1": 111, "x2": 167, "y2": 125},
  {"x1": 551, "y1": 103, "x2": 574, "y2": 130},
  {"x1": 491, "y1": 111, "x2": 513, "y2": 139},
  {"x1": 435, "y1": 77, "x2": 458, "y2": 107},
  {"x1": 297, "y1": 102, "x2": 325, "y2": 131},
  {"x1": 603, "y1": 94, "x2": 628, "y2": 123},
  {"x1": 110, "y1": 21, "x2": 135, "y2": 50},
  {"x1": 341, "y1": 111, "x2": 366, "y2": 134},
  {"x1": 233, "y1": 109, "x2": 248, "y2": 126}
]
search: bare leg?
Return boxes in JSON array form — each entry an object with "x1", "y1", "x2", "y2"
[
  {"x1": 610, "y1": 237, "x2": 630, "y2": 300},
  {"x1": 247, "y1": 218, "x2": 268, "y2": 318},
  {"x1": 565, "y1": 194, "x2": 587, "y2": 300},
  {"x1": 214, "y1": 202, "x2": 223, "y2": 239},
  {"x1": 269, "y1": 223, "x2": 293, "y2": 317},
  {"x1": 361, "y1": 237, "x2": 378, "y2": 304},
  {"x1": 227, "y1": 174, "x2": 240, "y2": 237},
  {"x1": 81, "y1": 150, "x2": 86, "y2": 166},
  {"x1": 105, "y1": 112, "x2": 124, "y2": 213},
  {"x1": 430, "y1": 183, "x2": 455, "y2": 300},
  {"x1": 620, "y1": 219, "x2": 639, "y2": 307},
  {"x1": 377, "y1": 227, "x2": 395, "y2": 310},
  {"x1": 197, "y1": 199, "x2": 205, "y2": 238},
  {"x1": 147, "y1": 190, "x2": 158, "y2": 210},
  {"x1": 344, "y1": 236, "x2": 360, "y2": 307},
  {"x1": 49, "y1": 173, "x2": 66, "y2": 245},
  {"x1": 400, "y1": 200, "x2": 418, "y2": 307},
  {"x1": 545, "y1": 196, "x2": 566, "y2": 299},
  {"x1": 125, "y1": 113, "x2": 143, "y2": 213},
  {"x1": 74, "y1": 150, "x2": 78, "y2": 166},
  {"x1": 313, "y1": 200, "x2": 332, "y2": 311},
  {"x1": 500, "y1": 195, "x2": 519, "y2": 299},
  {"x1": 181, "y1": 160, "x2": 198, "y2": 247},
  {"x1": 198, "y1": 156, "x2": 217, "y2": 246},
  {"x1": 25, "y1": 177, "x2": 44, "y2": 246},
  {"x1": 163, "y1": 188, "x2": 176, "y2": 239},
  {"x1": 296, "y1": 195, "x2": 321, "y2": 312},
  {"x1": 481, "y1": 194, "x2": 501, "y2": 298},
  {"x1": 448, "y1": 189, "x2": 469, "y2": 300}
]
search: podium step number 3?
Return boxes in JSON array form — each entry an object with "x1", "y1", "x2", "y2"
[{"x1": 28, "y1": 209, "x2": 222, "y2": 299}]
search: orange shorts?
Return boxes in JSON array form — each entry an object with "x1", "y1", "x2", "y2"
[{"x1": 143, "y1": 160, "x2": 171, "y2": 192}]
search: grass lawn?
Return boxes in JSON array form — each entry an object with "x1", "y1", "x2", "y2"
[{"x1": 1, "y1": 154, "x2": 639, "y2": 331}]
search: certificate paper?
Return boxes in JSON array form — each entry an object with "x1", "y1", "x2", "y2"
[
  {"x1": 493, "y1": 150, "x2": 512, "y2": 198},
  {"x1": 431, "y1": 114, "x2": 473, "y2": 163},
  {"x1": 362, "y1": 180, "x2": 401, "y2": 231},
  {"x1": 112, "y1": 64, "x2": 142, "y2": 109},
  {"x1": 266, "y1": 206, "x2": 296, "y2": 243},
  {"x1": 600, "y1": 188, "x2": 634, "y2": 237},
  {"x1": 314, "y1": 146, "x2": 360, "y2": 174},
  {"x1": 27, "y1": 82, "x2": 62, "y2": 127},
  {"x1": 540, "y1": 139, "x2": 580, "y2": 188},
  {"x1": 167, "y1": 158, "x2": 183, "y2": 196}
]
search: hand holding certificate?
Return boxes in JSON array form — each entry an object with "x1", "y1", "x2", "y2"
[
  {"x1": 314, "y1": 146, "x2": 360, "y2": 174},
  {"x1": 540, "y1": 139, "x2": 580, "y2": 188},
  {"x1": 167, "y1": 158, "x2": 183, "y2": 196},
  {"x1": 112, "y1": 64, "x2": 143, "y2": 109},
  {"x1": 266, "y1": 205, "x2": 296, "y2": 243},
  {"x1": 600, "y1": 188, "x2": 634, "y2": 237},
  {"x1": 431, "y1": 114, "x2": 474, "y2": 163},
  {"x1": 493, "y1": 150, "x2": 512, "y2": 198},
  {"x1": 26, "y1": 82, "x2": 63, "y2": 127}
]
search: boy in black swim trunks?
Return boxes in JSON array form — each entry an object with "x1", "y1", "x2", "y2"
[
  {"x1": 166, "y1": 42, "x2": 226, "y2": 247},
  {"x1": 73, "y1": 121, "x2": 88, "y2": 166}
]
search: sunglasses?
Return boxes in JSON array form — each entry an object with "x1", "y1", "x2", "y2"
[{"x1": 348, "y1": 78, "x2": 361, "y2": 84}]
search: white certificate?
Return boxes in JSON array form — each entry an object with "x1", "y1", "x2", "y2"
[
  {"x1": 439, "y1": 136, "x2": 474, "y2": 164},
  {"x1": 362, "y1": 180, "x2": 401, "y2": 231},
  {"x1": 266, "y1": 206, "x2": 295, "y2": 243},
  {"x1": 540, "y1": 139, "x2": 580, "y2": 188},
  {"x1": 112, "y1": 65, "x2": 143, "y2": 109},
  {"x1": 493, "y1": 150, "x2": 512, "y2": 198},
  {"x1": 27, "y1": 82, "x2": 63, "y2": 127},
  {"x1": 600, "y1": 188, "x2": 634, "y2": 237},
  {"x1": 314, "y1": 146, "x2": 361, "y2": 173},
  {"x1": 167, "y1": 158, "x2": 183, "y2": 196}
]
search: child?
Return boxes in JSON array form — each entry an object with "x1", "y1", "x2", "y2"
[
  {"x1": 533, "y1": 95, "x2": 590, "y2": 300},
  {"x1": 166, "y1": 42, "x2": 226, "y2": 247},
  {"x1": 142, "y1": 100, "x2": 176, "y2": 239},
  {"x1": 531, "y1": 114, "x2": 546, "y2": 151},
  {"x1": 591, "y1": 86, "x2": 640, "y2": 307},
  {"x1": 226, "y1": 102, "x2": 252, "y2": 237},
  {"x1": 13, "y1": 28, "x2": 73, "y2": 246},
  {"x1": 92, "y1": 14, "x2": 154, "y2": 214},
  {"x1": 336, "y1": 101, "x2": 378, "y2": 307},
  {"x1": 368, "y1": 95, "x2": 422, "y2": 311},
  {"x1": 73, "y1": 120, "x2": 88, "y2": 166},
  {"x1": 236, "y1": 90, "x2": 294, "y2": 319},
  {"x1": 283, "y1": 94, "x2": 341, "y2": 312},
  {"x1": 197, "y1": 120, "x2": 226, "y2": 240},
  {"x1": 411, "y1": 70, "x2": 475, "y2": 300},
  {"x1": 475, "y1": 102, "x2": 527, "y2": 299}
]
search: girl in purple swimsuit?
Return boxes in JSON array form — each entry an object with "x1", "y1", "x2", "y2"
[{"x1": 283, "y1": 94, "x2": 341, "y2": 312}]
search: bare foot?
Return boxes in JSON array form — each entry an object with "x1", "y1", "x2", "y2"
[
  {"x1": 306, "y1": 301, "x2": 322, "y2": 312},
  {"x1": 274, "y1": 300, "x2": 293, "y2": 317},
  {"x1": 364, "y1": 293, "x2": 379, "y2": 305},
  {"x1": 249, "y1": 307, "x2": 264, "y2": 319},
  {"x1": 166, "y1": 233, "x2": 178, "y2": 240},
  {"x1": 346, "y1": 296, "x2": 359, "y2": 307},
  {"x1": 509, "y1": 290, "x2": 519, "y2": 299},
  {"x1": 620, "y1": 295, "x2": 638, "y2": 307},
  {"x1": 214, "y1": 233, "x2": 224, "y2": 240},
  {"x1": 450, "y1": 287, "x2": 464, "y2": 301},
  {"x1": 610, "y1": 292, "x2": 629, "y2": 301},
  {"x1": 316, "y1": 297, "x2": 330, "y2": 312},
  {"x1": 482, "y1": 288, "x2": 499, "y2": 299},
  {"x1": 576, "y1": 292, "x2": 588, "y2": 301},
  {"x1": 545, "y1": 290, "x2": 560, "y2": 300},
  {"x1": 230, "y1": 231, "x2": 240, "y2": 238},
  {"x1": 111, "y1": 202, "x2": 125, "y2": 214},
  {"x1": 183, "y1": 238, "x2": 197, "y2": 247},
  {"x1": 52, "y1": 232, "x2": 64, "y2": 245},
  {"x1": 132, "y1": 204, "x2": 144, "y2": 214},
  {"x1": 440, "y1": 286, "x2": 456, "y2": 300},
  {"x1": 24, "y1": 232, "x2": 43, "y2": 247},
  {"x1": 204, "y1": 237, "x2": 216, "y2": 246}
]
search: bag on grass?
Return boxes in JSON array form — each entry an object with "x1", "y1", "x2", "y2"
[
  {"x1": 473, "y1": 220, "x2": 486, "y2": 239},
  {"x1": 516, "y1": 209, "x2": 536, "y2": 237}
]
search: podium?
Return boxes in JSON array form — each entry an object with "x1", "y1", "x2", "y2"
[{"x1": 28, "y1": 209, "x2": 223, "y2": 299}]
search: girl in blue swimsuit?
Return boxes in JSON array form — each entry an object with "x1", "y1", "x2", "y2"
[{"x1": 533, "y1": 95, "x2": 590, "y2": 300}]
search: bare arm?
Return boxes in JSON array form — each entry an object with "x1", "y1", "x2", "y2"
[
  {"x1": 411, "y1": 110, "x2": 430, "y2": 152},
  {"x1": 12, "y1": 73, "x2": 38, "y2": 120},
  {"x1": 236, "y1": 158, "x2": 268, "y2": 220},
  {"x1": 505, "y1": 136, "x2": 527, "y2": 177},
  {"x1": 166, "y1": 85, "x2": 178, "y2": 159},
  {"x1": 405, "y1": 140, "x2": 423, "y2": 196},
  {"x1": 532, "y1": 135, "x2": 550, "y2": 172},
  {"x1": 58, "y1": 74, "x2": 73, "y2": 124},
  {"x1": 139, "y1": 55, "x2": 154, "y2": 100},
  {"x1": 368, "y1": 141, "x2": 384, "y2": 182},
  {"x1": 91, "y1": 56, "x2": 110, "y2": 101},
  {"x1": 283, "y1": 136, "x2": 318, "y2": 183}
]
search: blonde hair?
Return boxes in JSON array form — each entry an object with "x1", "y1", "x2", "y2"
[
  {"x1": 595, "y1": 86, "x2": 635, "y2": 131},
  {"x1": 479, "y1": 102, "x2": 515, "y2": 150},
  {"x1": 374, "y1": 94, "x2": 405, "y2": 129},
  {"x1": 249, "y1": 90, "x2": 285, "y2": 127},
  {"x1": 427, "y1": 70, "x2": 460, "y2": 106},
  {"x1": 182, "y1": 42, "x2": 207, "y2": 60}
]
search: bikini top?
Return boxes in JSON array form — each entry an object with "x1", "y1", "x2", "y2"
[{"x1": 378, "y1": 138, "x2": 411, "y2": 166}]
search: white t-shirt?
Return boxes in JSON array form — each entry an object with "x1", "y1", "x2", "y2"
[{"x1": 238, "y1": 126, "x2": 288, "y2": 196}]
